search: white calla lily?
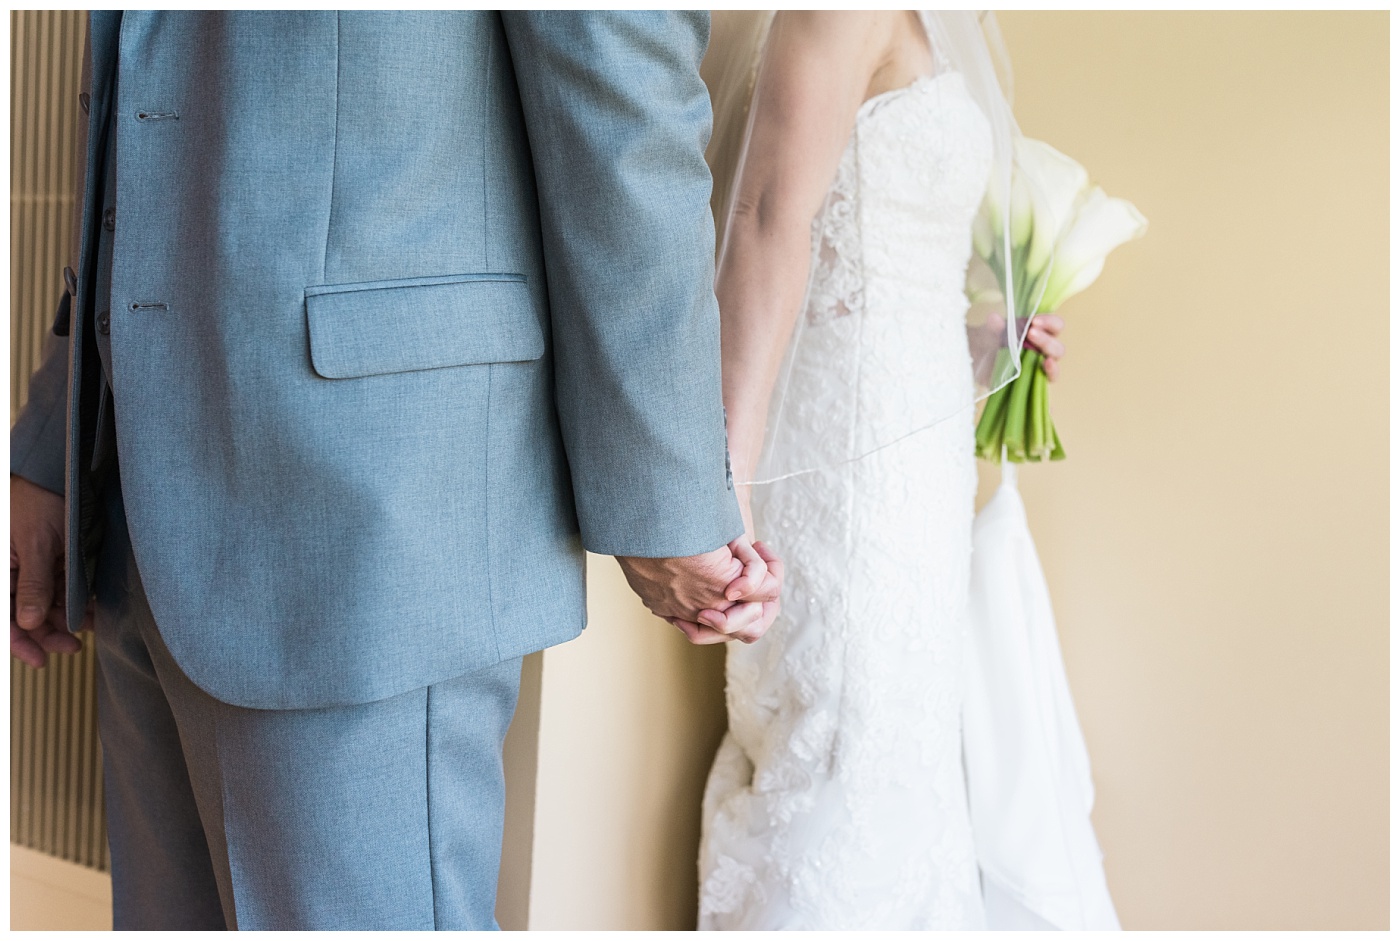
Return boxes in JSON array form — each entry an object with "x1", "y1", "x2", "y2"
[
  {"x1": 967, "y1": 134, "x2": 1146, "y2": 466},
  {"x1": 1009, "y1": 174, "x2": 1035, "y2": 251},
  {"x1": 1014, "y1": 138, "x2": 1088, "y2": 278},
  {"x1": 1038, "y1": 185, "x2": 1148, "y2": 312}
]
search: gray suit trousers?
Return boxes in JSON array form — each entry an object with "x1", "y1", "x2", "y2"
[{"x1": 95, "y1": 479, "x2": 523, "y2": 930}]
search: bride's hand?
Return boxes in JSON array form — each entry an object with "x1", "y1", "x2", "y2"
[
  {"x1": 670, "y1": 539, "x2": 784, "y2": 645},
  {"x1": 1024, "y1": 314, "x2": 1066, "y2": 382}
]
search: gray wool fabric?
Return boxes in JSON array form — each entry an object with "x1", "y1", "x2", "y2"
[
  {"x1": 95, "y1": 479, "x2": 523, "y2": 929},
  {"x1": 10, "y1": 11, "x2": 743, "y2": 711}
]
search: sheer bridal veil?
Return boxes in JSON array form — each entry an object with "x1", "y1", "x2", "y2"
[{"x1": 705, "y1": 11, "x2": 1031, "y2": 485}]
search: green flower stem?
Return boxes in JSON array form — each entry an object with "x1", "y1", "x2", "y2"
[
  {"x1": 1042, "y1": 377, "x2": 1055, "y2": 458},
  {"x1": 973, "y1": 347, "x2": 1068, "y2": 464},
  {"x1": 974, "y1": 347, "x2": 1015, "y2": 461},
  {"x1": 1000, "y1": 349, "x2": 1038, "y2": 462},
  {"x1": 1027, "y1": 354, "x2": 1047, "y2": 459},
  {"x1": 1050, "y1": 420, "x2": 1066, "y2": 461},
  {"x1": 1038, "y1": 356, "x2": 1058, "y2": 461},
  {"x1": 974, "y1": 384, "x2": 1011, "y2": 460}
]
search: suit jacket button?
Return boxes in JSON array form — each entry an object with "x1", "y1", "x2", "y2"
[
  {"x1": 96, "y1": 310, "x2": 110, "y2": 335},
  {"x1": 103, "y1": 207, "x2": 115, "y2": 232}
]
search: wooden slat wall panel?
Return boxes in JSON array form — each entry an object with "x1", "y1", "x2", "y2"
[{"x1": 10, "y1": 10, "x2": 106, "y2": 872}]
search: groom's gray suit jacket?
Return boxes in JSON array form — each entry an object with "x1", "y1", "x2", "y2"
[{"x1": 11, "y1": 11, "x2": 742, "y2": 709}]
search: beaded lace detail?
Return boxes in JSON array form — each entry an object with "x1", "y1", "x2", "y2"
[{"x1": 699, "y1": 71, "x2": 993, "y2": 930}]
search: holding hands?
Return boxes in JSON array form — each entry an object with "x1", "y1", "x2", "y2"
[{"x1": 617, "y1": 537, "x2": 783, "y2": 645}]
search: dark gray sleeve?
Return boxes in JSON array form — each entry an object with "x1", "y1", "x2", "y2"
[
  {"x1": 501, "y1": 11, "x2": 743, "y2": 558},
  {"x1": 11, "y1": 301, "x2": 70, "y2": 496}
]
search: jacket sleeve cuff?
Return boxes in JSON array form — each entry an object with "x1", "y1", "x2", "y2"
[
  {"x1": 575, "y1": 461, "x2": 744, "y2": 560},
  {"x1": 11, "y1": 335, "x2": 70, "y2": 496},
  {"x1": 579, "y1": 506, "x2": 744, "y2": 560}
]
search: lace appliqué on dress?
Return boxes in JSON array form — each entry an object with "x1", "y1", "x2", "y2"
[
  {"x1": 804, "y1": 141, "x2": 864, "y2": 326},
  {"x1": 699, "y1": 71, "x2": 994, "y2": 931}
]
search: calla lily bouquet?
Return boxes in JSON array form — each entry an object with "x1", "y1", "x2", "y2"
[{"x1": 971, "y1": 138, "x2": 1147, "y2": 463}]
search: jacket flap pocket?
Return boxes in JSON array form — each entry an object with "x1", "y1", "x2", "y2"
[{"x1": 306, "y1": 273, "x2": 543, "y2": 379}]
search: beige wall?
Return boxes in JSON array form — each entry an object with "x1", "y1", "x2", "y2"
[
  {"x1": 512, "y1": 559, "x2": 727, "y2": 930},
  {"x1": 989, "y1": 10, "x2": 1389, "y2": 930},
  {"x1": 509, "y1": 10, "x2": 1388, "y2": 932}
]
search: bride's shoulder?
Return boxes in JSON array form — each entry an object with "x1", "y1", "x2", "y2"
[
  {"x1": 768, "y1": 10, "x2": 899, "y2": 52},
  {"x1": 767, "y1": 12, "x2": 923, "y2": 94}
]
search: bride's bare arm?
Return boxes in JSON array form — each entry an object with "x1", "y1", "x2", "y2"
[{"x1": 718, "y1": 12, "x2": 893, "y2": 527}]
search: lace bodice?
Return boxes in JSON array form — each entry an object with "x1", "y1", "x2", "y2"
[
  {"x1": 757, "y1": 70, "x2": 994, "y2": 478},
  {"x1": 699, "y1": 71, "x2": 994, "y2": 930}
]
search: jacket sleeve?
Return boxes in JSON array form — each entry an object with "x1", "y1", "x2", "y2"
[
  {"x1": 10, "y1": 296, "x2": 71, "y2": 496},
  {"x1": 500, "y1": 11, "x2": 743, "y2": 558}
]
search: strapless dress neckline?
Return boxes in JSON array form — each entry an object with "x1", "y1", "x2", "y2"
[{"x1": 856, "y1": 70, "x2": 961, "y2": 122}]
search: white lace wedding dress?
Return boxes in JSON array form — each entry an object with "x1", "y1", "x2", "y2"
[{"x1": 698, "y1": 70, "x2": 995, "y2": 930}]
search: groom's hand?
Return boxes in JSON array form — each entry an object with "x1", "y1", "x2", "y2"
[
  {"x1": 616, "y1": 539, "x2": 781, "y2": 645},
  {"x1": 616, "y1": 546, "x2": 740, "y2": 624},
  {"x1": 674, "y1": 540, "x2": 783, "y2": 646},
  {"x1": 10, "y1": 475, "x2": 82, "y2": 669}
]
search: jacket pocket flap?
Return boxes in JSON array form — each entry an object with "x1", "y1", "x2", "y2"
[{"x1": 306, "y1": 273, "x2": 542, "y2": 379}]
